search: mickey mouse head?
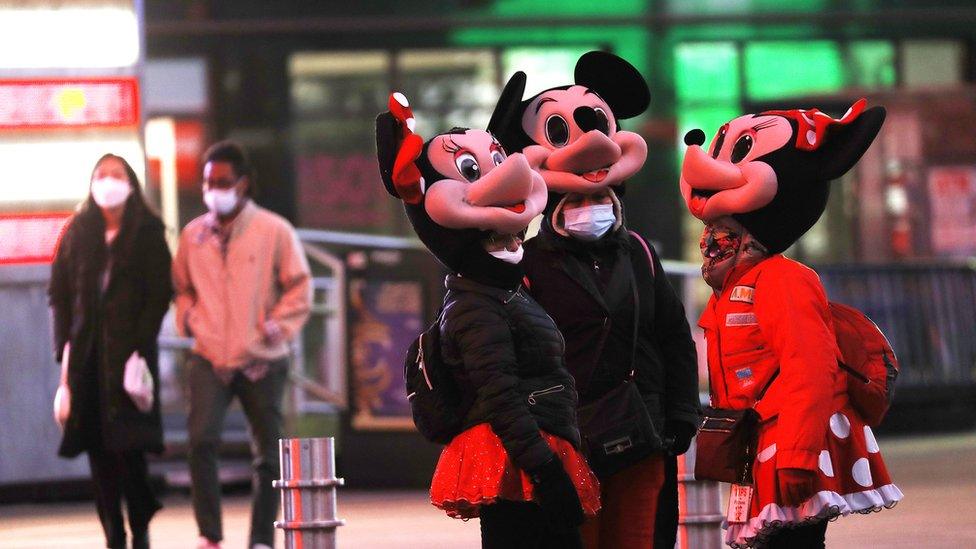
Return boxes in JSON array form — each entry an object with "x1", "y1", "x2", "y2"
[{"x1": 489, "y1": 51, "x2": 651, "y2": 194}]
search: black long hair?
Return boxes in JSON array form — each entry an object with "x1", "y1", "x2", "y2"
[{"x1": 75, "y1": 154, "x2": 162, "y2": 264}]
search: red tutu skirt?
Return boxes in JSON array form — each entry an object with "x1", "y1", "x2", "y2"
[
  {"x1": 429, "y1": 423, "x2": 602, "y2": 519},
  {"x1": 725, "y1": 403, "x2": 903, "y2": 548}
]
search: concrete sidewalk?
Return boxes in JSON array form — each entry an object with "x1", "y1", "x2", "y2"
[{"x1": 2, "y1": 432, "x2": 974, "y2": 548}]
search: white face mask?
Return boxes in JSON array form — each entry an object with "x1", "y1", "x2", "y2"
[
  {"x1": 488, "y1": 245, "x2": 524, "y2": 264},
  {"x1": 204, "y1": 188, "x2": 240, "y2": 216},
  {"x1": 563, "y1": 203, "x2": 616, "y2": 241},
  {"x1": 90, "y1": 176, "x2": 132, "y2": 209}
]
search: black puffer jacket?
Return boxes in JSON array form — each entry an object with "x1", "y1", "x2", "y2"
[
  {"x1": 440, "y1": 274, "x2": 580, "y2": 473},
  {"x1": 523, "y1": 224, "x2": 700, "y2": 434}
]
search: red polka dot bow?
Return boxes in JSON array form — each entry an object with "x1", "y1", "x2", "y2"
[
  {"x1": 388, "y1": 92, "x2": 425, "y2": 204},
  {"x1": 762, "y1": 98, "x2": 867, "y2": 152}
]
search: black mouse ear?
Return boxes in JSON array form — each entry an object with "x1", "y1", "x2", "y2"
[
  {"x1": 488, "y1": 71, "x2": 528, "y2": 151},
  {"x1": 575, "y1": 51, "x2": 650, "y2": 120},
  {"x1": 815, "y1": 105, "x2": 886, "y2": 181},
  {"x1": 376, "y1": 111, "x2": 401, "y2": 198}
]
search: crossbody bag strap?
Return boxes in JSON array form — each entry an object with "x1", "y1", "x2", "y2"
[
  {"x1": 754, "y1": 370, "x2": 779, "y2": 405},
  {"x1": 626, "y1": 230, "x2": 653, "y2": 382},
  {"x1": 627, "y1": 264, "x2": 640, "y2": 381}
]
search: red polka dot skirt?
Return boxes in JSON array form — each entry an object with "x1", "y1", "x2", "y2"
[
  {"x1": 429, "y1": 423, "x2": 602, "y2": 520},
  {"x1": 725, "y1": 403, "x2": 903, "y2": 548}
]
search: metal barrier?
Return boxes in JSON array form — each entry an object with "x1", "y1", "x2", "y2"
[
  {"x1": 274, "y1": 437, "x2": 346, "y2": 549},
  {"x1": 818, "y1": 263, "x2": 976, "y2": 387},
  {"x1": 677, "y1": 441, "x2": 725, "y2": 549}
]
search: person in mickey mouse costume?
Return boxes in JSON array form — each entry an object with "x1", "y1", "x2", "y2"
[
  {"x1": 489, "y1": 51, "x2": 701, "y2": 549},
  {"x1": 680, "y1": 98, "x2": 903, "y2": 548}
]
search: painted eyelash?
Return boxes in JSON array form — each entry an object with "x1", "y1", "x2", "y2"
[
  {"x1": 752, "y1": 120, "x2": 777, "y2": 132},
  {"x1": 441, "y1": 137, "x2": 461, "y2": 154}
]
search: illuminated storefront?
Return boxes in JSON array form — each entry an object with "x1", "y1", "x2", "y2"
[{"x1": 0, "y1": 0, "x2": 145, "y2": 264}]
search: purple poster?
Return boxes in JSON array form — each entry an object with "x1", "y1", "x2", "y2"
[{"x1": 349, "y1": 278, "x2": 424, "y2": 430}]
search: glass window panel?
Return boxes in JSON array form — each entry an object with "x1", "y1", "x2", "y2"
[
  {"x1": 901, "y1": 40, "x2": 964, "y2": 88},
  {"x1": 289, "y1": 51, "x2": 394, "y2": 232},
  {"x1": 395, "y1": 49, "x2": 499, "y2": 137},
  {"x1": 745, "y1": 41, "x2": 844, "y2": 100},
  {"x1": 675, "y1": 42, "x2": 741, "y2": 103},
  {"x1": 847, "y1": 41, "x2": 896, "y2": 89},
  {"x1": 502, "y1": 47, "x2": 597, "y2": 97}
]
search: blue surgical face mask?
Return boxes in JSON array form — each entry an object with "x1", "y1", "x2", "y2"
[{"x1": 563, "y1": 203, "x2": 616, "y2": 241}]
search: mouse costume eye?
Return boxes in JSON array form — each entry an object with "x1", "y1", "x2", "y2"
[
  {"x1": 546, "y1": 114, "x2": 570, "y2": 147},
  {"x1": 711, "y1": 125, "x2": 728, "y2": 159},
  {"x1": 730, "y1": 134, "x2": 753, "y2": 163},
  {"x1": 593, "y1": 107, "x2": 610, "y2": 135},
  {"x1": 455, "y1": 152, "x2": 481, "y2": 182},
  {"x1": 490, "y1": 149, "x2": 505, "y2": 166}
]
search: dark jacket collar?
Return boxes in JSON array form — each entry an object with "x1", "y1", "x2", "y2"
[
  {"x1": 530, "y1": 224, "x2": 636, "y2": 314},
  {"x1": 445, "y1": 273, "x2": 525, "y2": 302}
]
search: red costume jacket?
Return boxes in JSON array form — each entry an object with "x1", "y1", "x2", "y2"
[{"x1": 699, "y1": 255, "x2": 846, "y2": 472}]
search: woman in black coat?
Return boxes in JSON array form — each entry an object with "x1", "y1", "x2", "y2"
[{"x1": 49, "y1": 154, "x2": 173, "y2": 549}]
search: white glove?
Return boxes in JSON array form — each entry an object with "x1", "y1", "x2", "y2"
[
  {"x1": 54, "y1": 384, "x2": 70, "y2": 429},
  {"x1": 54, "y1": 342, "x2": 71, "y2": 428},
  {"x1": 123, "y1": 351, "x2": 154, "y2": 413}
]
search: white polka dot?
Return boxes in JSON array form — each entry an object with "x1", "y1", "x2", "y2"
[
  {"x1": 852, "y1": 457, "x2": 873, "y2": 487},
  {"x1": 864, "y1": 426, "x2": 880, "y2": 454},
  {"x1": 830, "y1": 413, "x2": 851, "y2": 439},
  {"x1": 406, "y1": 117, "x2": 416, "y2": 132},
  {"x1": 393, "y1": 92, "x2": 409, "y2": 107},
  {"x1": 819, "y1": 450, "x2": 834, "y2": 477},
  {"x1": 758, "y1": 443, "x2": 777, "y2": 463},
  {"x1": 801, "y1": 112, "x2": 815, "y2": 125},
  {"x1": 806, "y1": 130, "x2": 817, "y2": 145}
]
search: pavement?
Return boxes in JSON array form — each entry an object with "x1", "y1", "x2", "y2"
[{"x1": 2, "y1": 432, "x2": 974, "y2": 548}]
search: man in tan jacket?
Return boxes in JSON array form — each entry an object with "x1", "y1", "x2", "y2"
[{"x1": 173, "y1": 141, "x2": 311, "y2": 549}]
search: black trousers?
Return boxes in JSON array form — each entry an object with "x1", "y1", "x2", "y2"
[
  {"x1": 761, "y1": 520, "x2": 829, "y2": 549},
  {"x1": 187, "y1": 354, "x2": 288, "y2": 546},
  {"x1": 88, "y1": 448, "x2": 161, "y2": 549},
  {"x1": 480, "y1": 501, "x2": 583, "y2": 549}
]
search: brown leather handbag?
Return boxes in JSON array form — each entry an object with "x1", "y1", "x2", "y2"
[
  {"x1": 694, "y1": 406, "x2": 760, "y2": 483},
  {"x1": 694, "y1": 371, "x2": 778, "y2": 483}
]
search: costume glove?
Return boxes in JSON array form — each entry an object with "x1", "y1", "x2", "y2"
[
  {"x1": 778, "y1": 468, "x2": 816, "y2": 507},
  {"x1": 664, "y1": 420, "x2": 698, "y2": 456},
  {"x1": 528, "y1": 455, "x2": 585, "y2": 529}
]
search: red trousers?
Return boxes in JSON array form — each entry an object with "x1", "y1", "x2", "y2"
[{"x1": 581, "y1": 454, "x2": 666, "y2": 549}]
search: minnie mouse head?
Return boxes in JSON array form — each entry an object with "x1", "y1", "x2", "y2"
[
  {"x1": 680, "y1": 98, "x2": 886, "y2": 254},
  {"x1": 487, "y1": 51, "x2": 650, "y2": 195},
  {"x1": 376, "y1": 92, "x2": 547, "y2": 281}
]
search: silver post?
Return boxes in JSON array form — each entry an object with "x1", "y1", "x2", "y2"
[
  {"x1": 274, "y1": 437, "x2": 346, "y2": 549},
  {"x1": 677, "y1": 438, "x2": 725, "y2": 549}
]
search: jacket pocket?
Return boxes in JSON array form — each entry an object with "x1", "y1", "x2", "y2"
[{"x1": 527, "y1": 384, "x2": 565, "y2": 405}]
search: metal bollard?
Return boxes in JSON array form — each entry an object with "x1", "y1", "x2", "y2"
[
  {"x1": 274, "y1": 437, "x2": 346, "y2": 549},
  {"x1": 676, "y1": 437, "x2": 725, "y2": 549}
]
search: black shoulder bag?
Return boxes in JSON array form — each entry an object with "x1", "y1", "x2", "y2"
[{"x1": 577, "y1": 252, "x2": 664, "y2": 479}]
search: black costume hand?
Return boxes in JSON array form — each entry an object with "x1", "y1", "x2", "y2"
[
  {"x1": 528, "y1": 455, "x2": 585, "y2": 529},
  {"x1": 665, "y1": 420, "x2": 698, "y2": 456}
]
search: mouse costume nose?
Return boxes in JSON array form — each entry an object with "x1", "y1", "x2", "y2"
[
  {"x1": 684, "y1": 129, "x2": 706, "y2": 147},
  {"x1": 574, "y1": 106, "x2": 609, "y2": 135},
  {"x1": 466, "y1": 153, "x2": 535, "y2": 208}
]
